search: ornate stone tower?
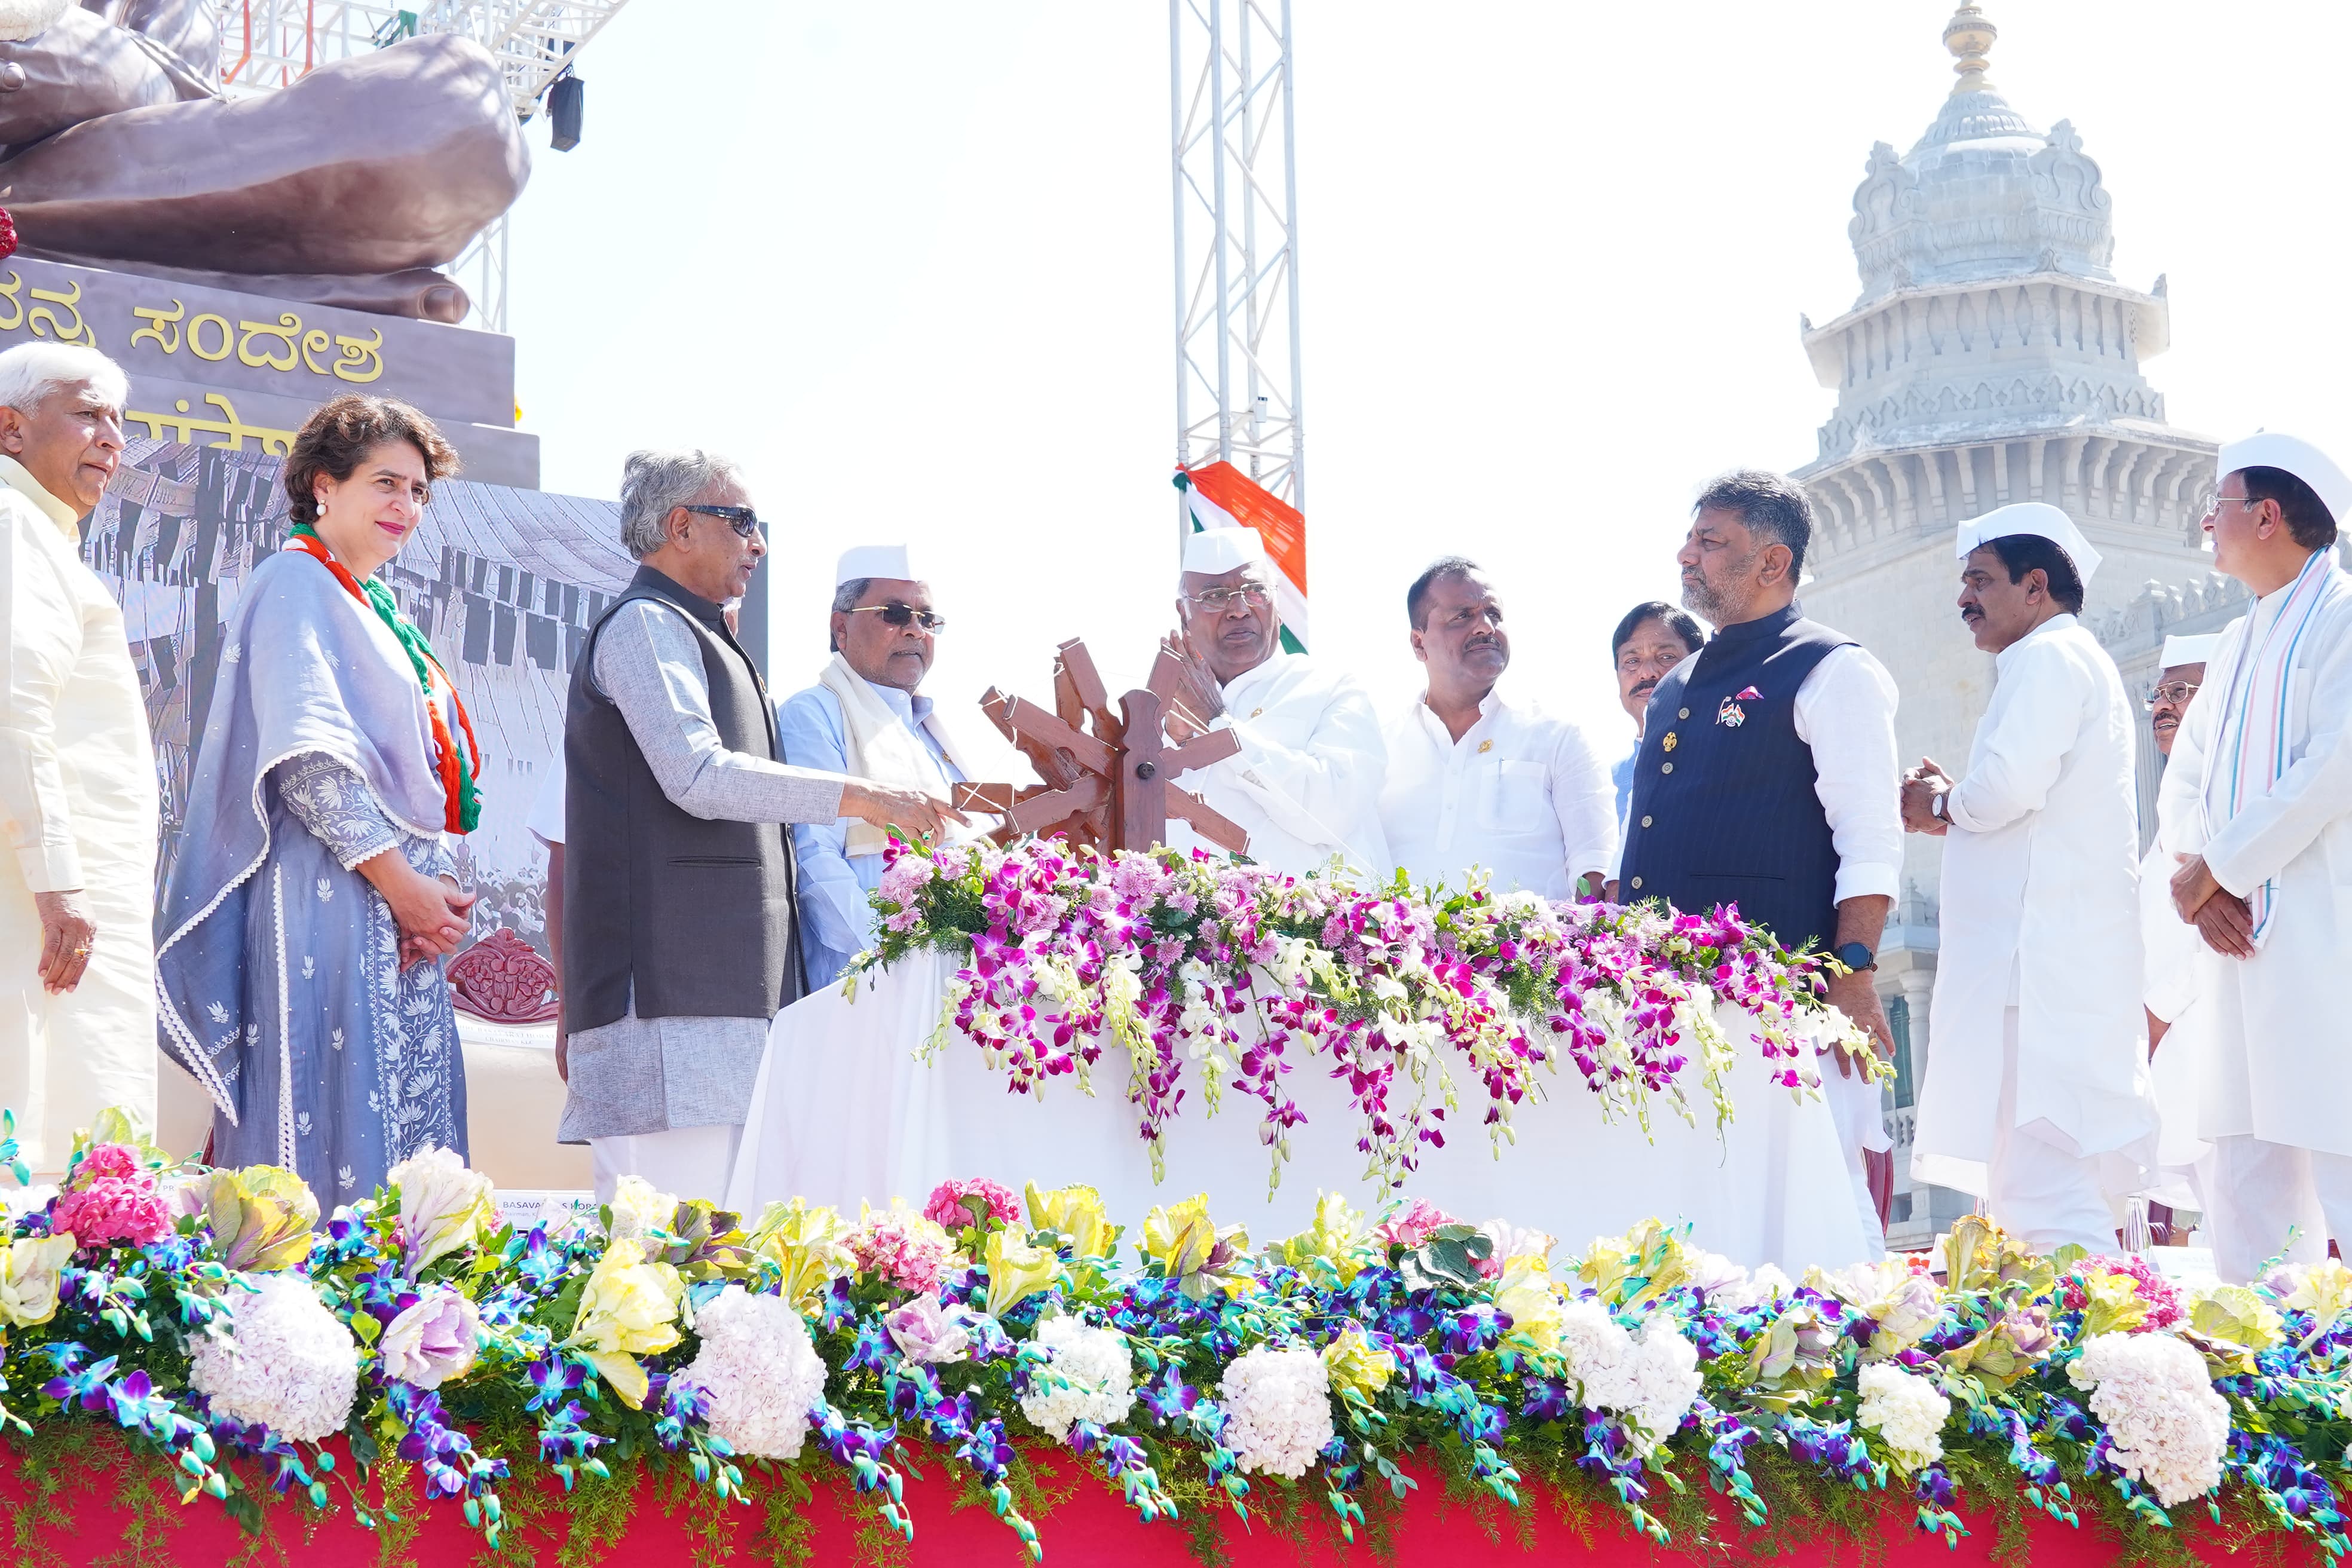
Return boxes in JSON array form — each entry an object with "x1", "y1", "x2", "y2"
[{"x1": 1790, "y1": 4, "x2": 2222, "y2": 1243}]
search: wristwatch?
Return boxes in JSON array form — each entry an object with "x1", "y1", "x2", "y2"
[
  {"x1": 1930, "y1": 791, "x2": 1951, "y2": 822},
  {"x1": 1832, "y1": 941, "x2": 1877, "y2": 973}
]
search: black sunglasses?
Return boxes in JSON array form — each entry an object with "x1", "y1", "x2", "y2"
[
  {"x1": 680, "y1": 503, "x2": 764, "y2": 539},
  {"x1": 847, "y1": 602, "x2": 947, "y2": 632}
]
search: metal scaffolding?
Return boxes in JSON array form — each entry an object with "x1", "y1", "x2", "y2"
[
  {"x1": 211, "y1": 0, "x2": 633, "y2": 332},
  {"x1": 1171, "y1": 0, "x2": 1306, "y2": 532}
]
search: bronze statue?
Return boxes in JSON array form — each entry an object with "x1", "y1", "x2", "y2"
[{"x1": 0, "y1": 1, "x2": 529, "y2": 321}]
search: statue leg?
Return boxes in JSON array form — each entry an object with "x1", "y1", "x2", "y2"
[{"x1": 0, "y1": 33, "x2": 528, "y2": 277}]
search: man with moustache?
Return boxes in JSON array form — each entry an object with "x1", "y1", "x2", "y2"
[
  {"x1": 1379, "y1": 558, "x2": 1616, "y2": 899},
  {"x1": 1163, "y1": 528, "x2": 1389, "y2": 878},
  {"x1": 1617, "y1": 468, "x2": 1901, "y2": 1255},
  {"x1": 2158, "y1": 434, "x2": 2352, "y2": 1281},
  {"x1": 2140, "y1": 632, "x2": 2218, "y2": 1242},
  {"x1": 1609, "y1": 602, "x2": 1704, "y2": 826},
  {"x1": 1901, "y1": 503, "x2": 2157, "y2": 1253},
  {"x1": 779, "y1": 546, "x2": 974, "y2": 988}
]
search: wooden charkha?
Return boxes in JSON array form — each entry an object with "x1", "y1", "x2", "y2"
[{"x1": 960, "y1": 637, "x2": 1251, "y2": 856}]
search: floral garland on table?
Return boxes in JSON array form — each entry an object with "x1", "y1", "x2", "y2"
[
  {"x1": 856, "y1": 838, "x2": 1877, "y2": 1189},
  {"x1": 3, "y1": 1108, "x2": 2350, "y2": 1562}
]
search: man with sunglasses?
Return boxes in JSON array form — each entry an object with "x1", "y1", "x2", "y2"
[
  {"x1": 1161, "y1": 527, "x2": 1389, "y2": 878},
  {"x1": 777, "y1": 545, "x2": 974, "y2": 987},
  {"x1": 561, "y1": 455, "x2": 961, "y2": 1203},
  {"x1": 2157, "y1": 433, "x2": 2352, "y2": 1281}
]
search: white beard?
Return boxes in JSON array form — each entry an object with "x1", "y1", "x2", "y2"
[{"x1": 0, "y1": 0, "x2": 70, "y2": 42}]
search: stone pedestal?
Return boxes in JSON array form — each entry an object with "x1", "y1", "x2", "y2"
[{"x1": 0, "y1": 254, "x2": 537, "y2": 487}]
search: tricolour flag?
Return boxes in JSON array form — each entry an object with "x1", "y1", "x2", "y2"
[{"x1": 1173, "y1": 461, "x2": 1307, "y2": 653}]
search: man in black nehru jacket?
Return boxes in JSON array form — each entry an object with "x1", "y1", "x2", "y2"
[{"x1": 1617, "y1": 468, "x2": 1905, "y2": 1243}]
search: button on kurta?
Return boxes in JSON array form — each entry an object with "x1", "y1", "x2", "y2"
[
  {"x1": 1630, "y1": 876, "x2": 1643, "y2": 890},
  {"x1": 1660, "y1": 762, "x2": 1673, "y2": 774},
  {"x1": 1678, "y1": 708, "x2": 1689, "y2": 719},
  {"x1": 1640, "y1": 815, "x2": 1652, "y2": 828}
]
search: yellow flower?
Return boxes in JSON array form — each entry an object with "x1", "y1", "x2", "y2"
[
  {"x1": 2287, "y1": 1259, "x2": 2352, "y2": 1340},
  {"x1": 2075, "y1": 1269, "x2": 2151, "y2": 1339},
  {"x1": 1024, "y1": 1183, "x2": 1111, "y2": 1259},
  {"x1": 2189, "y1": 1283, "x2": 2283, "y2": 1356},
  {"x1": 1141, "y1": 1195, "x2": 1250, "y2": 1300},
  {"x1": 984, "y1": 1227, "x2": 1061, "y2": 1319},
  {"x1": 1278, "y1": 1192, "x2": 1368, "y2": 1285},
  {"x1": 746, "y1": 1198, "x2": 853, "y2": 1311},
  {"x1": 1576, "y1": 1218, "x2": 1690, "y2": 1309},
  {"x1": 0, "y1": 1235, "x2": 76, "y2": 1327},
  {"x1": 206, "y1": 1165, "x2": 320, "y2": 1274},
  {"x1": 1322, "y1": 1323, "x2": 1396, "y2": 1404},
  {"x1": 566, "y1": 1238, "x2": 686, "y2": 1408},
  {"x1": 1492, "y1": 1255, "x2": 1564, "y2": 1356}
]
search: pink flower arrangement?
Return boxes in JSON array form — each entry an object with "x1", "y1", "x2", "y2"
[
  {"x1": 51, "y1": 1143, "x2": 174, "y2": 1250},
  {"x1": 859, "y1": 841, "x2": 1856, "y2": 1192},
  {"x1": 846, "y1": 1206, "x2": 957, "y2": 1297},
  {"x1": 2062, "y1": 1254, "x2": 2186, "y2": 1331},
  {"x1": 1374, "y1": 1198, "x2": 1456, "y2": 1250},
  {"x1": 923, "y1": 1178, "x2": 1018, "y2": 1233}
]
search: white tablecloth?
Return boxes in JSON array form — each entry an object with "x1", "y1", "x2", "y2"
[{"x1": 726, "y1": 950, "x2": 1882, "y2": 1270}]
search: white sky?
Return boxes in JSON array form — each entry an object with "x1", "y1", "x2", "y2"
[{"x1": 505, "y1": 0, "x2": 2352, "y2": 764}]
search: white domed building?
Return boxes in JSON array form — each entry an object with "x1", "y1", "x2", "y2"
[{"x1": 1790, "y1": 4, "x2": 2240, "y2": 1244}]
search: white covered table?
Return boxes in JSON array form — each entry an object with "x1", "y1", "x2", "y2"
[{"x1": 726, "y1": 950, "x2": 1881, "y2": 1270}]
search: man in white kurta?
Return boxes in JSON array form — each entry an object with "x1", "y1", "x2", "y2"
[
  {"x1": 0, "y1": 345, "x2": 156, "y2": 1175},
  {"x1": 2158, "y1": 433, "x2": 2352, "y2": 1282},
  {"x1": 2139, "y1": 633, "x2": 2218, "y2": 1231},
  {"x1": 1165, "y1": 528, "x2": 1389, "y2": 879},
  {"x1": 1903, "y1": 503, "x2": 2157, "y2": 1253},
  {"x1": 1380, "y1": 559, "x2": 1616, "y2": 899}
]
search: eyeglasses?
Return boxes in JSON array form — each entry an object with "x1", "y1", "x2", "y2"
[
  {"x1": 681, "y1": 504, "x2": 765, "y2": 539},
  {"x1": 2203, "y1": 494, "x2": 2257, "y2": 518},
  {"x1": 846, "y1": 602, "x2": 947, "y2": 632},
  {"x1": 2144, "y1": 681, "x2": 2200, "y2": 708},
  {"x1": 1186, "y1": 584, "x2": 1273, "y2": 612}
]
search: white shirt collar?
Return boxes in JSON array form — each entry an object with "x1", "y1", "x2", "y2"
[
  {"x1": 1993, "y1": 612, "x2": 2077, "y2": 675},
  {"x1": 0, "y1": 454, "x2": 79, "y2": 536},
  {"x1": 1413, "y1": 685, "x2": 1506, "y2": 745},
  {"x1": 861, "y1": 675, "x2": 933, "y2": 728},
  {"x1": 1220, "y1": 650, "x2": 1292, "y2": 703}
]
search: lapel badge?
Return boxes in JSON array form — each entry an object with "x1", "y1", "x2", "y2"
[
  {"x1": 1661, "y1": 731, "x2": 1678, "y2": 752},
  {"x1": 1716, "y1": 694, "x2": 1747, "y2": 728}
]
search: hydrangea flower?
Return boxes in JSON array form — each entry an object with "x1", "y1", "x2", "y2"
[
  {"x1": 1857, "y1": 1362, "x2": 1950, "y2": 1469},
  {"x1": 1017, "y1": 1315, "x2": 1135, "y2": 1439},
  {"x1": 678, "y1": 1285, "x2": 828, "y2": 1460},
  {"x1": 51, "y1": 1144, "x2": 173, "y2": 1250},
  {"x1": 2069, "y1": 1331, "x2": 2230, "y2": 1506},
  {"x1": 189, "y1": 1274, "x2": 361, "y2": 1441},
  {"x1": 1218, "y1": 1343, "x2": 1334, "y2": 1478}
]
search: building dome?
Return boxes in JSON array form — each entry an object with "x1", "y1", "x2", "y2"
[{"x1": 1847, "y1": 4, "x2": 2115, "y2": 305}]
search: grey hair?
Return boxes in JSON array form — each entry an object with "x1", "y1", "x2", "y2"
[
  {"x1": 827, "y1": 576, "x2": 871, "y2": 652},
  {"x1": 0, "y1": 342, "x2": 128, "y2": 416},
  {"x1": 618, "y1": 447, "x2": 743, "y2": 561},
  {"x1": 1692, "y1": 468, "x2": 1814, "y2": 580}
]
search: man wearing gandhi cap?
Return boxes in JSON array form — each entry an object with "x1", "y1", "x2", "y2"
[
  {"x1": 777, "y1": 545, "x2": 975, "y2": 988},
  {"x1": 1159, "y1": 526, "x2": 1391, "y2": 878},
  {"x1": 1903, "y1": 501, "x2": 2159, "y2": 1252},
  {"x1": 2157, "y1": 432, "x2": 2352, "y2": 1281}
]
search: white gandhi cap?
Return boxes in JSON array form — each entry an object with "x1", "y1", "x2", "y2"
[
  {"x1": 2217, "y1": 431, "x2": 2352, "y2": 529},
  {"x1": 1953, "y1": 501, "x2": 2103, "y2": 587},
  {"x1": 2160, "y1": 632, "x2": 2220, "y2": 669},
  {"x1": 1180, "y1": 526, "x2": 1269, "y2": 576},
  {"x1": 835, "y1": 544, "x2": 917, "y2": 586}
]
